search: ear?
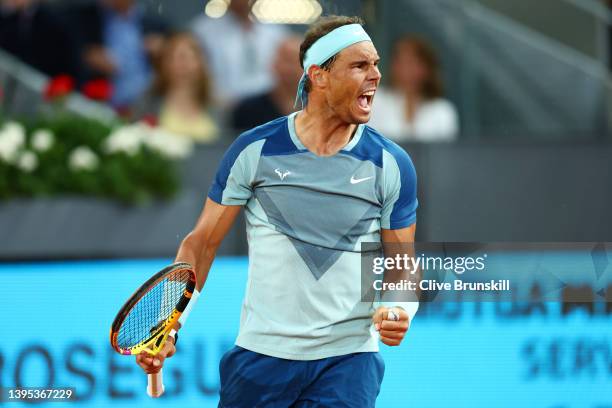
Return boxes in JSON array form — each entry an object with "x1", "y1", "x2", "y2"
[{"x1": 307, "y1": 65, "x2": 328, "y2": 90}]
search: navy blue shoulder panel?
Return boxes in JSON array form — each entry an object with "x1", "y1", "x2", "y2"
[
  {"x1": 208, "y1": 117, "x2": 288, "y2": 203},
  {"x1": 352, "y1": 125, "x2": 418, "y2": 228},
  {"x1": 344, "y1": 125, "x2": 390, "y2": 168},
  {"x1": 370, "y1": 127, "x2": 418, "y2": 229},
  {"x1": 359, "y1": 125, "x2": 415, "y2": 169},
  {"x1": 261, "y1": 116, "x2": 303, "y2": 156}
]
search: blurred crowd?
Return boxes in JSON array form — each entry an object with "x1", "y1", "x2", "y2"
[{"x1": 0, "y1": 0, "x2": 459, "y2": 143}]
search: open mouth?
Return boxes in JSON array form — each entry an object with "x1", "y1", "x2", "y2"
[{"x1": 357, "y1": 90, "x2": 375, "y2": 112}]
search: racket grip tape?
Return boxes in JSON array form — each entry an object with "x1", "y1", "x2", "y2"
[{"x1": 147, "y1": 369, "x2": 164, "y2": 398}]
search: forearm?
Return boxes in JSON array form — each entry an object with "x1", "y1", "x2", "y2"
[
  {"x1": 172, "y1": 199, "x2": 241, "y2": 333},
  {"x1": 175, "y1": 231, "x2": 216, "y2": 291},
  {"x1": 380, "y1": 226, "x2": 420, "y2": 320},
  {"x1": 172, "y1": 234, "x2": 211, "y2": 334}
]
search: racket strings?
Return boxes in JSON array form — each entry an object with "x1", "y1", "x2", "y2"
[{"x1": 117, "y1": 270, "x2": 192, "y2": 349}]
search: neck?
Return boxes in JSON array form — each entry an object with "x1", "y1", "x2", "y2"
[
  {"x1": 165, "y1": 86, "x2": 201, "y2": 111},
  {"x1": 401, "y1": 86, "x2": 421, "y2": 100},
  {"x1": 403, "y1": 90, "x2": 423, "y2": 122},
  {"x1": 167, "y1": 82, "x2": 195, "y2": 98},
  {"x1": 294, "y1": 99, "x2": 357, "y2": 156}
]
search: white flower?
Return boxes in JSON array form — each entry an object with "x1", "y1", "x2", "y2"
[
  {"x1": 103, "y1": 123, "x2": 147, "y2": 156},
  {"x1": 31, "y1": 129, "x2": 54, "y2": 152},
  {"x1": 16, "y1": 150, "x2": 38, "y2": 172},
  {"x1": 144, "y1": 127, "x2": 193, "y2": 159},
  {"x1": 68, "y1": 146, "x2": 99, "y2": 171},
  {"x1": 102, "y1": 122, "x2": 193, "y2": 160},
  {"x1": 0, "y1": 121, "x2": 26, "y2": 163},
  {"x1": 3, "y1": 122, "x2": 26, "y2": 143}
]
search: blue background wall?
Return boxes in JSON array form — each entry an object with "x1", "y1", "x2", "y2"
[{"x1": 1, "y1": 259, "x2": 610, "y2": 407}]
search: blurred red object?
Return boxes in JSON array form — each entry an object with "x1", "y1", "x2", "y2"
[
  {"x1": 82, "y1": 79, "x2": 113, "y2": 101},
  {"x1": 141, "y1": 114, "x2": 158, "y2": 127},
  {"x1": 44, "y1": 75, "x2": 74, "y2": 100}
]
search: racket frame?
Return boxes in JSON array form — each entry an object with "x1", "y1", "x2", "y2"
[{"x1": 109, "y1": 262, "x2": 196, "y2": 357}]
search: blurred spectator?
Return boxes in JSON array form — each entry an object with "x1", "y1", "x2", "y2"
[
  {"x1": 0, "y1": 0, "x2": 79, "y2": 78},
  {"x1": 191, "y1": 0, "x2": 288, "y2": 107},
  {"x1": 69, "y1": 0, "x2": 168, "y2": 109},
  {"x1": 369, "y1": 36, "x2": 458, "y2": 142},
  {"x1": 133, "y1": 33, "x2": 219, "y2": 143},
  {"x1": 231, "y1": 35, "x2": 302, "y2": 131}
]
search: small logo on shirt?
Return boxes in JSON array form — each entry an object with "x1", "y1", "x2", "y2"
[
  {"x1": 275, "y1": 168, "x2": 291, "y2": 180},
  {"x1": 350, "y1": 175, "x2": 373, "y2": 184}
]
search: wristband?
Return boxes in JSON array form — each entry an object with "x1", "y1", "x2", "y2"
[
  {"x1": 168, "y1": 329, "x2": 178, "y2": 346},
  {"x1": 178, "y1": 288, "x2": 200, "y2": 327}
]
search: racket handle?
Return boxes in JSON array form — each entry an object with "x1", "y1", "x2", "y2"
[{"x1": 147, "y1": 369, "x2": 164, "y2": 398}]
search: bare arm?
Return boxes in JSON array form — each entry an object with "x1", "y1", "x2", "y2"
[
  {"x1": 372, "y1": 224, "x2": 417, "y2": 347},
  {"x1": 175, "y1": 198, "x2": 242, "y2": 290},
  {"x1": 380, "y1": 223, "x2": 418, "y2": 304},
  {"x1": 381, "y1": 224, "x2": 416, "y2": 244},
  {"x1": 136, "y1": 198, "x2": 240, "y2": 374}
]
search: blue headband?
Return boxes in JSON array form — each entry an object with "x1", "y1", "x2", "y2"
[{"x1": 295, "y1": 23, "x2": 372, "y2": 108}]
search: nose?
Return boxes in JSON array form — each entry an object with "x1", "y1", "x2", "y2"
[{"x1": 369, "y1": 64, "x2": 382, "y2": 83}]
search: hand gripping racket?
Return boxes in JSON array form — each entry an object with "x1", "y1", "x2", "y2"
[{"x1": 109, "y1": 262, "x2": 196, "y2": 398}]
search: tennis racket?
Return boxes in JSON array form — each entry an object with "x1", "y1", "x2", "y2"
[{"x1": 109, "y1": 262, "x2": 196, "y2": 398}]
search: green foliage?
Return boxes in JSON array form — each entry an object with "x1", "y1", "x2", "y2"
[{"x1": 0, "y1": 114, "x2": 185, "y2": 205}]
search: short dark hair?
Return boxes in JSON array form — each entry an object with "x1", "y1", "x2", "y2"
[{"x1": 299, "y1": 15, "x2": 364, "y2": 94}]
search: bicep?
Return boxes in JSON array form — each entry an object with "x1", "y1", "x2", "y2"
[
  {"x1": 175, "y1": 198, "x2": 241, "y2": 290},
  {"x1": 381, "y1": 225, "x2": 417, "y2": 266},
  {"x1": 190, "y1": 198, "x2": 241, "y2": 249},
  {"x1": 381, "y1": 224, "x2": 416, "y2": 243}
]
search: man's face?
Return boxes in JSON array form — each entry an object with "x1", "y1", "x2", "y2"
[{"x1": 319, "y1": 41, "x2": 381, "y2": 124}]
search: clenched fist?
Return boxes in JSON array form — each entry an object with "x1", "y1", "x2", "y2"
[
  {"x1": 135, "y1": 337, "x2": 176, "y2": 374},
  {"x1": 372, "y1": 307, "x2": 410, "y2": 347}
]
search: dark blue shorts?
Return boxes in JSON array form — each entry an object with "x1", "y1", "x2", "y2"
[{"x1": 218, "y1": 346, "x2": 385, "y2": 408}]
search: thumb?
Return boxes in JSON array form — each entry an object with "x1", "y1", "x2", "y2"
[{"x1": 151, "y1": 347, "x2": 170, "y2": 368}]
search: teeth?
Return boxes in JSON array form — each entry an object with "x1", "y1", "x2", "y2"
[{"x1": 362, "y1": 91, "x2": 375, "y2": 96}]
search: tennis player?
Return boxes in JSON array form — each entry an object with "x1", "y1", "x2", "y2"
[{"x1": 137, "y1": 15, "x2": 419, "y2": 407}]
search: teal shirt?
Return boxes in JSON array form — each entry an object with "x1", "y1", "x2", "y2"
[{"x1": 209, "y1": 112, "x2": 418, "y2": 360}]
